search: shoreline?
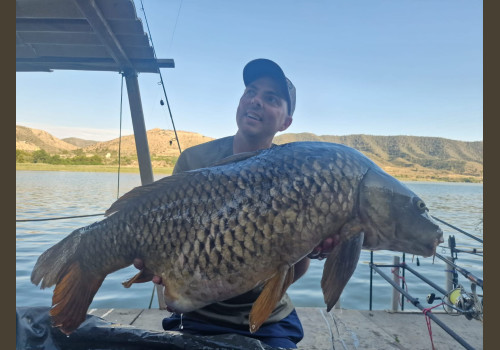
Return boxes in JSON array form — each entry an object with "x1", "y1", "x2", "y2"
[
  {"x1": 16, "y1": 163, "x2": 482, "y2": 183},
  {"x1": 16, "y1": 163, "x2": 174, "y2": 175}
]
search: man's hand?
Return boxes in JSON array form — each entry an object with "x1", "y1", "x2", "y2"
[
  {"x1": 133, "y1": 258, "x2": 163, "y2": 285},
  {"x1": 134, "y1": 258, "x2": 175, "y2": 311},
  {"x1": 307, "y1": 235, "x2": 340, "y2": 260}
]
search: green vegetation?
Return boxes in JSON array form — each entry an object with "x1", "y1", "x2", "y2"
[
  {"x1": 274, "y1": 133, "x2": 483, "y2": 180},
  {"x1": 16, "y1": 148, "x2": 180, "y2": 169},
  {"x1": 17, "y1": 149, "x2": 103, "y2": 165},
  {"x1": 16, "y1": 148, "x2": 177, "y2": 175},
  {"x1": 151, "y1": 155, "x2": 179, "y2": 167},
  {"x1": 16, "y1": 163, "x2": 174, "y2": 175},
  {"x1": 16, "y1": 133, "x2": 483, "y2": 183}
]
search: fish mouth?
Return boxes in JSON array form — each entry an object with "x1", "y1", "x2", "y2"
[
  {"x1": 433, "y1": 228, "x2": 445, "y2": 253},
  {"x1": 423, "y1": 229, "x2": 444, "y2": 258}
]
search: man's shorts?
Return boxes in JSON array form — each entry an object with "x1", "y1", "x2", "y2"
[{"x1": 162, "y1": 308, "x2": 304, "y2": 349}]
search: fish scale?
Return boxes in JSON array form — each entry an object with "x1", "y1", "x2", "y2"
[{"x1": 31, "y1": 141, "x2": 443, "y2": 335}]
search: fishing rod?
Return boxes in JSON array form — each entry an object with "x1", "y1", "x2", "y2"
[
  {"x1": 434, "y1": 252, "x2": 483, "y2": 289},
  {"x1": 451, "y1": 247, "x2": 483, "y2": 257},
  {"x1": 370, "y1": 263, "x2": 476, "y2": 350}
]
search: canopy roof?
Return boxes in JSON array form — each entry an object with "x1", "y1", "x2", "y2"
[{"x1": 16, "y1": 0, "x2": 174, "y2": 73}]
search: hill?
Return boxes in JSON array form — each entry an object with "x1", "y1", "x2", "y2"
[
  {"x1": 82, "y1": 128, "x2": 214, "y2": 156},
  {"x1": 16, "y1": 125, "x2": 78, "y2": 153},
  {"x1": 274, "y1": 133, "x2": 483, "y2": 181},
  {"x1": 16, "y1": 125, "x2": 483, "y2": 182},
  {"x1": 62, "y1": 137, "x2": 99, "y2": 148}
]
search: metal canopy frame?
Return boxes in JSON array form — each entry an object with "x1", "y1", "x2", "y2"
[
  {"x1": 16, "y1": 0, "x2": 174, "y2": 73},
  {"x1": 16, "y1": 0, "x2": 172, "y2": 307},
  {"x1": 16, "y1": 0, "x2": 174, "y2": 186}
]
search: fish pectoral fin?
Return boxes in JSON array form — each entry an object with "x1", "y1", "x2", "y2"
[
  {"x1": 122, "y1": 268, "x2": 154, "y2": 288},
  {"x1": 321, "y1": 231, "x2": 364, "y2": 311},
  {"x1": 249, "y1": 264, "x2": 294, "y2": 333}
]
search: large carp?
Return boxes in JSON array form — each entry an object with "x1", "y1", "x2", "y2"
[{"x1": 31, "y1": 141, "x2": 443, "y2": 335}]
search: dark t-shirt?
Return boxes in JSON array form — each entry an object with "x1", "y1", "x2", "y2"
[{"x1": 172, "y1": 135, "x2": 295, "y2": 326}]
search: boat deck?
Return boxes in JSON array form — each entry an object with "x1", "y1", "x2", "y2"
[{"x1": 89, "y1": 307, "x2": 483, "y2": 349}]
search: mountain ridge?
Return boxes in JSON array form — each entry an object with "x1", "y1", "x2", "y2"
[{"x1": 16, "y1": 125, "x2": 483, "y2": 181}]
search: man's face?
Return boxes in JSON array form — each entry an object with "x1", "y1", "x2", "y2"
[{"x1": 236, "y1": 77, "x2": 292, "y2": 139}]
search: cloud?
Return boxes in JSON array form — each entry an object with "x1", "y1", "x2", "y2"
[{"x1": 17, "y1": 122, "x2": 134, "y2": 142}]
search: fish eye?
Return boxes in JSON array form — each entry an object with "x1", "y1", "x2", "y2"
[{"x1": 413, "y1": 198, "x2": 428, "y2": 213}]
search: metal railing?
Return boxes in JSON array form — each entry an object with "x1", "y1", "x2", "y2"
[{"x1": 368, "y1": 216, "x2": 483, "y2": 350}]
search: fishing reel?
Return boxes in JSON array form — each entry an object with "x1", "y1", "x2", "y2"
[
  {"x1": 427, "y1": 284, "x2": 483, "y2": 322},
  {"x1": 446, "y1": 284, "x2": 483, "y2": 321}
]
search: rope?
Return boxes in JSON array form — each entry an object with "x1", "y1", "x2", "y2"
[
  {"x1": 16, "y1": 213, "x2": 104, "y2": 222},
  {"x1": 139, "y1": 0, "x2": 182, "y2": 155},
  {"x1": 423, "y1": 302, "x2": 445, "y2": 350},
  {"x1": 391, "y1": 267, "x2": 409, "y2": 308}
]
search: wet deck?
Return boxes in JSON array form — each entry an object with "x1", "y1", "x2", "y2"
[{"x1": 89, "y1": 307, "x2": 483, "y2": 349}]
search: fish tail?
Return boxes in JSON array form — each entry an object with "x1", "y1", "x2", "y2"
[
  {"x1": 30, "y1": 228, "x2": 106, "y2": 334},
  {"x1": 31, "y1": 229, "x2": 84, "y2": 289},
  {"x1": 50, "y1": 261, "x2": 105, "y2": 334}
]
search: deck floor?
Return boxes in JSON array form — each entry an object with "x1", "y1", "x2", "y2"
[{"x1": 89, "y1": 307, "x2": 483, "y2": 349}]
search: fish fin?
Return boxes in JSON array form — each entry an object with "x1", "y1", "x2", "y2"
[
  {"x1": 321, "y1": 232, "x2": 364, "y2": 311},
  {"x1": 249, "y1": 264, "x2": 294, "y2": 333},
  {"x1": 105, "y1": 176, "x2": 179, "y2": 216},
  {"x1": 122, "y1": 268, "x2": 154, "y2": 288},
  {"x1": 105, "y1": 151, "x2": 263, "y2": 216},
  {"x1": 50, "y1": 262, "x2": 105, "y2": 335}
]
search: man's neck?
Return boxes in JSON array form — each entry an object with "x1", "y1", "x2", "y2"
[{"x1": 233, "y1": 131, "x2": 273, "y2": 154}]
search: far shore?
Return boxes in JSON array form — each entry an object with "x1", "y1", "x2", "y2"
[
  {"x1": 16, "y1": 163, "x2": 482, "y2": 184},
  {"x1": 16, "y1": 163, "x2": 174, "y2": 175}
]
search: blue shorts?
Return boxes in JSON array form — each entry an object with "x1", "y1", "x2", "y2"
[{"x1": 162, "y1": 309, "x2": 304, "y2": 349}]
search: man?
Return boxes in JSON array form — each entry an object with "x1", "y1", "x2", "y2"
[{"x1": 135, "y1": 59, "x2": 334, "y2": 348}]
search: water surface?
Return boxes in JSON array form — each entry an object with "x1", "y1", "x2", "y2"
[{"x1": 16, "y1": 171, "x2": 483, "y2": 311}]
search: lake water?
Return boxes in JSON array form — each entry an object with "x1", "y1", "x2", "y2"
[{"x1": 16, "y1": 171, "x2": 483, "y2": 312}]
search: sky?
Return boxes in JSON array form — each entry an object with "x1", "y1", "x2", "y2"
[{"x1": 16, "y1": 0, "x2": 483, "y2": 142}]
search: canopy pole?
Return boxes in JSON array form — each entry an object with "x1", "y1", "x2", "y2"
[
  {"x1": 123, "y1": 70, "x2": 167, "y2": 310},
  {"x1": 124, "y1": 71, "x2": 154, "y2": 186}
]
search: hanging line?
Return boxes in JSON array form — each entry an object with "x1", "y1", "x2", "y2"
[
  {"x1": 17, "y1": 75, "x2": 125, "y2": 224},
  {"x1": 431, "y1": 215, "x2": 483, "y2": 244},
  {"x1": 117, "y1": 73, "x2": 124, "y2": 199},
  {"x1": 140, "y1": 0, "x2": 182, "y2": 155},
  {"x1": 16, "y1": 213, "x2": 104, "y2": 222},
  {"x1": 140, "y1": 1, "x2": 182, "y2": 310},
  {"x1": 167, "y1": 0, "x2": 184, "y2": 53}
]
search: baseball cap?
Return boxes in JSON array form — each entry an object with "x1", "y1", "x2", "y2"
[{"x1": 243, "y1": 59, "x2": 296, "y2": 116}]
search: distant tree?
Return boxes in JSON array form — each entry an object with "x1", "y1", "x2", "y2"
[
  {"x1": 73, "y1": 149, "x2": 84, "y2": 156},
  {"x1": 16, "y1": 149, "x2": 32, "y2": 163},
  {"x1": 49, "y1": 154, "x2": 63, "y2": 164},
  {"x1": 32, "y1": 149, "x2": 50, "y2": 163}
]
